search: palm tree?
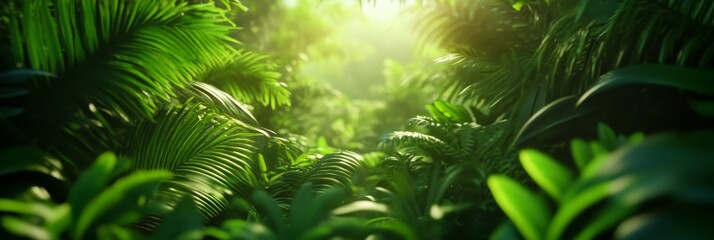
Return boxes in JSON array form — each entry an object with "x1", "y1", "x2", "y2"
[{"x1": 0, "y1": 0, "x2": 292, "y2": 227}]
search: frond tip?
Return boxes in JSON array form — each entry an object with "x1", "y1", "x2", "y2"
[{"x1": 201, "y1": 51, "x2": 291, "y2": 109}]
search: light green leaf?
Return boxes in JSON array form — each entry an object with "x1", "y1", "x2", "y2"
[
  {"x1": 547, "y1": 182, "x2": 610, "y2": 240},
  {"x1": 332, "y1": 201, "x2": 388, "y2": 215},
  {"x1": 570, "y1": 139, "x2": 592, "y2": 171},
  {"x1": 68, "y1": 152, "x2": 126, "y2": 224},
  {"x1": 520, "y1": 149, "x2": 574, "y2": 201},
  {"x1": 74, "y1": 170, "x2": 172, "y2": 240},
  {"x1": 488, "y1": 175, "x2": 551, "y2": 240},
  {"x1": 2, "y1": 216, "x2": 50, "y2": 240},
  {"x1": 512, "y1": 1, "x2": 526, "y2": 11}
]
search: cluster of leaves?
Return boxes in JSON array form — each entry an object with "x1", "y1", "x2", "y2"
[
  {"x1": 375, "y1": 100, "x2": 521, "y2": 238},
  {"x1": 491, "y1": 125, "x2": 714, "y2": 239},
  {"x1": 420, "y1": 0, "x2": 714, "y2": 134},
  {"x1": 409, "y1": 0, "x2": 714, "y2": 238},
  {"x1": 0, "y1": 0, "x2": 309, "y2": 238}
]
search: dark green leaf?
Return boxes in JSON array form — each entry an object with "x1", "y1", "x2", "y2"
[
  {"x1": 0, "y1": 69, "x2": 55, "y2": 84},
  {"x1": 74, "y1": 170, "x2": 172, "y2": 239},
  {"x1": 578, "y1": 65, "x2": 714, "y2": 106},
  {"x1": 151, "y1": 198, "x2": 203, "y2": 240}
]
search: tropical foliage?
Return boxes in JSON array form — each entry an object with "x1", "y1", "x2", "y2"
[{"x1": 1, "y1": 0, "x2": 713, "y2": 239}]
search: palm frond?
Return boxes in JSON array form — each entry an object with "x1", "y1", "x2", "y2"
[
  {"x1": 4, "y1": 0, "x2": 235, "y2": 120},
  {"x1": 267, "y1": 152, "x2": 364, "y2": 206},
  {"x1": 438, "y1": 45, "x2": 536, "y2": 122},
  {"x1": 414, "y1": 0, "x2": 540, "y2": 55},
  {"x1": 200, "y1": 50, "x2": 291, "y2": 109},
  {"x1": 121, "y1": 101, "x2": 262, "y2": 221},
  {"x1": 176, "y1": 82, "x2": 258, "y2": 125},
  {"x1": 378, "y1": 131, "x2": 448, "y2": 156},
  {"x1": 406, "y1": 116, "x2": 447, "y2": 135},
  {"x1": 536, "y1": 0, "x2": 714, "y2": 97}
]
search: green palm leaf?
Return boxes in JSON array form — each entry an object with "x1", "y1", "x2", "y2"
[
  {"x1": 200, "y1": 50, "x2": 291, "y2": 109},
  {"x1": 5, "y1": 0, "x2": 235, "y2": 120},
  {"x1": 267, "y1": 152, "x2": 364, "y2": 206},
  {"x1": 536, "y1": 0, "x2": 714, "y2": 96},
  {"x1": 176, "y1": 82, "x2": 259, "y2": 125},
  {"x1": 121, "y1": 101, "x2": 263, "y2": 221}
]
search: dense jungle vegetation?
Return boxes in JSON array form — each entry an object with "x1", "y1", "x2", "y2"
[{"x1": 1, "y1": 0, "x2": 713, "y2": 239}]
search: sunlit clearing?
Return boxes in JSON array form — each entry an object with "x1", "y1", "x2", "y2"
[
  {"x1": 361, "y1": 1, "x2": 406, "y2": 24},
  {"x1": 294, "y1": 0, "x2": 439, "y2": 100}
]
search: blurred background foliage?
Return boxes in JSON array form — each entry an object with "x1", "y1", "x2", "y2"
[{"x1": 1, "y1": 0, "x2": 713, "y2": 239}]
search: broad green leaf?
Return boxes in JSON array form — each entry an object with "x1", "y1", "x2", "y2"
[
  {"x1": 0, "y1": 199, "x2": 53, "y2": 219},
  {"x1": 488, "y1": 175, "x2": 551, "y2": 240},
  {"x1": 597, "y1": 123, "x2": 617, "y2": 150},
  {"x1": 614, "y1": 208, "x2": 713, "y2": 240},
  {"x1": 490, "y1": 221, "x2": 522, "y2": 240},
  {"x1": 578, "y1": 65, "x2": 714, "y2": 106},
  {"x1": 570, "y1": 139, "x2": 592, "y2": 171},
  {"x1": 2, "y1": 216, "x2": 50, "y2": 240},
  {"x1": 74, "y1": 170, "x2": 172, "y2": 240},
  {"x1": 626, "y1": 132, "x2": 645, "y2": 145},
  {"x1": 547, "y1": 182, "x2": 610, "y2": 240},
  {"x1": 579, "y1": 154, "x2": 608, "y2": 180},
  {"x1": 425, "y1": 100, "x2": 471, "y2": 123},
  {"x1": 520, "y1": 150, "x2": 574, "y2": 201},
  {"x1": 588, "y1": 142, "x2": 608, "y2": 156},
  {"x1": 514, "y1": 96, "x2": 592, "y2": 146},
  {"x1": 370, "y1": 219, "x2": 417, "y2": 240},
  {"x1": 572, "y1": 201, "x2": 632, "y2": 240},
  {"x1": 597, "y1": 131, "x2": 714, "y2": 184},
  {"x1": 252, "y1": 191, "x2": 286, "y2": 234},
  {"x1": 290, "y1": 185, "x2": 345, "y2": 238},
  {"x1": 560, "y1": 131, "x2": 714, "y2": 239},
  {"x1": 0, "y1": 200, "x2": 70, "y2": 239},
  {"x1": 288, "y1": 183, "x2": 315, "y2": 236},
  {"x1": 152, "y1": 198, "x2": 203, "y2": 240},
  {"x1": 69, "y1": 152, "x2": 126, "y2": 224}
]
